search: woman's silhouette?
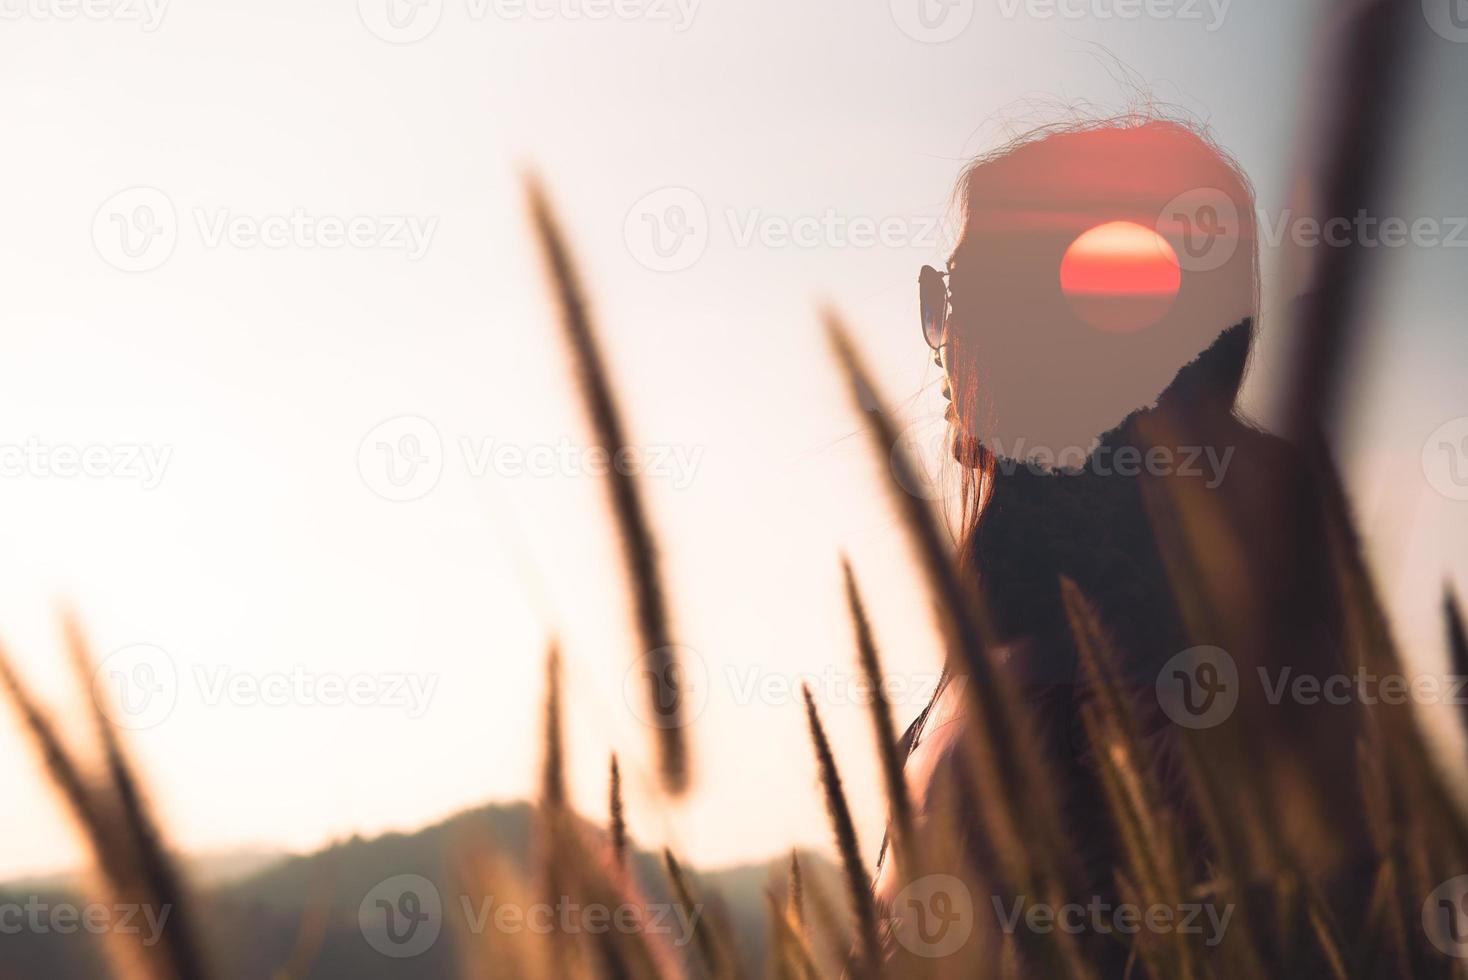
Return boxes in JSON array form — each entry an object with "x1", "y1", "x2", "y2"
[{"x1": 872, "y1": 118, "x2": 1370, "y2": 975}]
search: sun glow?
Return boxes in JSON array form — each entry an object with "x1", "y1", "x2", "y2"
[{"x1": 1060, "y1": 220, "x2": 1182, "y2": 332}]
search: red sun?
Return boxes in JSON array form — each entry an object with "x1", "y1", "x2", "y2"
[{"x1": 1060, "y1": 220, "x2": 1181, "y2": 332}]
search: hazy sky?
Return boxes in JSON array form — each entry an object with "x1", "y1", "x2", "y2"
[{"x1": 1, "y1": 0, "x2": 1465, "y2": 881}]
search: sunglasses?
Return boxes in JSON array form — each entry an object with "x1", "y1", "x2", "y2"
[{"x1": 918, "y1": 264, "x2": 949, "y2": 350}]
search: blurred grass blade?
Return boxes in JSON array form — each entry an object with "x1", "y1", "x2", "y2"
[
  {"x1": 0, "y1": 641, "x2": 105, "y2": 850},
  {"x1": 609, "y1": 752, "x2": 628, "y2": 871},
  {"x1": 842, "y1": 557, "x2": 915, "y2": 871},
  {"x1": 525, "y1": 174, "x2": 689, "y2": 794},
  {"x1": 1280, "y1": 0, "x2": 1418, "y2": 437},
  {"x1": 787, "y1": 849, "x2": 805, "y2": 931},
  {"x1": 540, "y1": 640, "x2": 566, "y2": 812},
  {"x1": 800, "y1": 684, "x2": 881, "y2": 976},
  {"x1": 1445, "y1": 585, "x2": 1468, "y2": 746},
  {"x1": 62, "y1": 612, "x2": 209, "y2": 980},
  {"x1": 663, "y1": 848, "x2": 727, "y2": 979}
]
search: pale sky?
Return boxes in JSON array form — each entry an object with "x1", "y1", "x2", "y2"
[{"x1": 1, "y1": 0, "x2": 1465, "y2": 881}]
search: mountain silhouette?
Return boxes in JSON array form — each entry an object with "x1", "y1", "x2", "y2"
[{"x1": 0, "y1": 802, "x2": 839, "y2": 979}]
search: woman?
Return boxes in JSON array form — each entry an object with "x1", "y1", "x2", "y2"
[{"x1": 872, "y1": 118, "x2": 1370, "y2": 975}]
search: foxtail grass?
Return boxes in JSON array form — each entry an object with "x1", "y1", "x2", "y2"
[
  {"x1": 524, "y1": 174, "x2": 690, "y2": 794},
  {"x1": 0, "y1": 623, "x2": 208, "y2": 980},
  {"x1": 800, "y1": 683, "x2": 880, "y2": 976},
  {"x1": 841, "y1": 559, "x2": 914, "y2": 871},
  {"x1": 610, "y1": 752, "x2": 628, "y2": 871}
]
